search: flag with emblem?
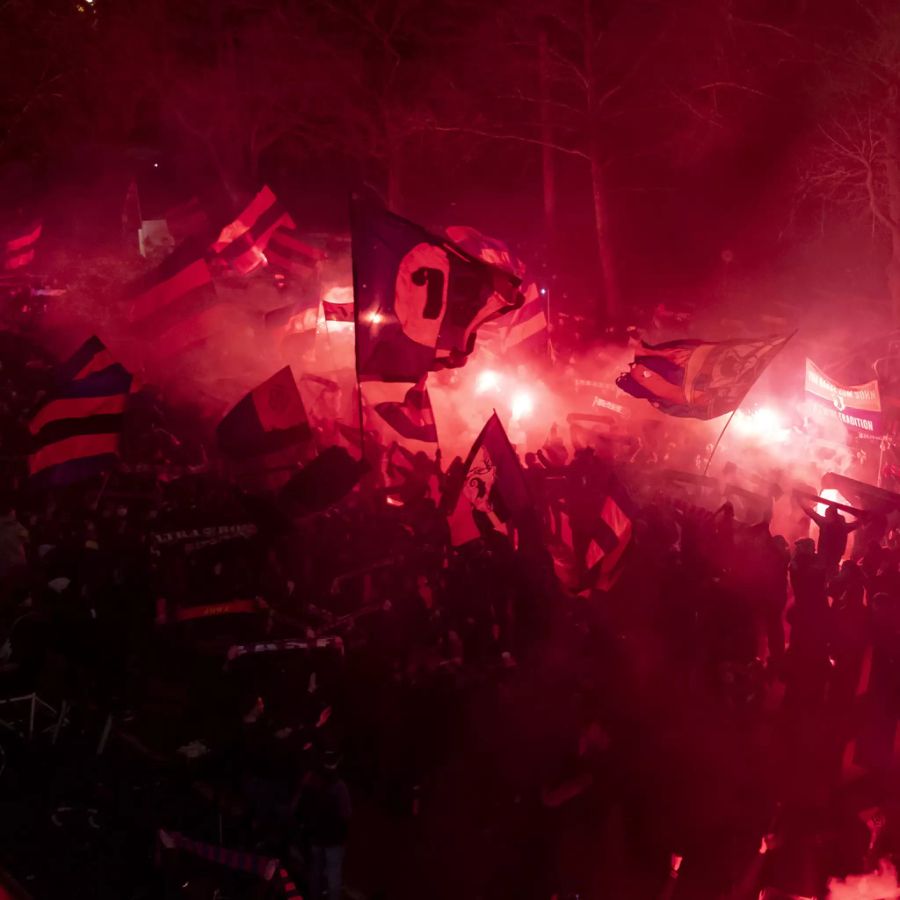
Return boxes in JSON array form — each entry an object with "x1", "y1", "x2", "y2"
[
  {"x1": 371, "y1": 377, "x2": 437, "y2": 443},
  {"x1": 616, "y1": 334, "x2": 792, "y2": 419},
  {"x1": 445, "y1": 412, "x2": 531, "y2": 546},
  {"x1": 3, "y1": 221, "x2": 41, "y2": 271},
  {"x1": 216, "y1": 366, "x2": 311, "y2": 459},
  {"x1": 351, "y1": 194, "x2": 522, "y2": 383},
  {"x1": 212, "y1": 185, "x2": 293, "y2": 275},
  {"x1": 165, "y1": 196, "x2": 213, "y2": 244}
]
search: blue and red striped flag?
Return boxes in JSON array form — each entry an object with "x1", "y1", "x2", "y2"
[
  {"x1": 28, "y1": 364, "x2": 132, "y2": 487},
  {"x1": 127, "y1": 255, "x2": 222, "y2": 357},
  {"x1": 212, "y1": 186, "x2": 293, "y2": 275},
  {"x1": 55, "y1": 336, "x2": 122, "y2": 385}
]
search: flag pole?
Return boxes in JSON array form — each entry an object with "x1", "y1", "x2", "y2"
[
  {"x1": 702, "y1": 330, "x2": 797, "y2": 477},
  {"x1": 702, "y1": 408, "x2": 738, "y2": 477}
]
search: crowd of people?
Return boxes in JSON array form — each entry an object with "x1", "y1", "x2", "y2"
[{"x1": 1, "y1": 326, "x2": 900, "y2": 899}]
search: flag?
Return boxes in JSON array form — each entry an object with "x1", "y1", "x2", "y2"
[
  {"x1": 28, "y1": 366, "x2": 132, "y2": 486},
  {"x1": 266, "y1": 226, "x2": 326, "y2": 278},
  {"x1": 3, "y1": 221, "x2": 41, "y2": 271},
  {"x1": 805, "y1": 359, "x2": 882, "y2": 435},
  {"x1": 553, "y1": 470, "x2": 635, "y2": 593},
  {"x1": 165, "y1": 196, "x2": 211, "y2": 244},
  {"x1": 216, "y1": 366, "x2": 310, "y2": 459},
  {"x1": 499, "y1": 282, "x2": 548, "y2": 355},
  {"x1": 444, "y1": 226, "x2": 546, "y2": 358},
  {"x1": 582, "y1": 473, "x2": 634, "y2": 591},
  {"x1": 212, "y1": 185, "x2": 293, "y2": 275},
  {"x1": 127, "y1": 256, "x2": 220, "y2": 354},
  {"x1": 351, "y1": 194, "x2": 522, "y2": 383},
  {"x1": 616, "y1": 334, "x2": 792, "y2": 419},
  {"x1": 446, "y1": 412, "x2": 531, "y2": 545},
  {"x1": 56, "y1": 336, "x2": 122, "y2": 385},
  {"x1": 323, "y1": 297, "x2": 354, "y2": 322},
  {"x1": 444, "y1": 225, "x2": 526, "y2": 278},
  {"x1": 372, "y1": 377, "x2": 437, "y2": 443}
]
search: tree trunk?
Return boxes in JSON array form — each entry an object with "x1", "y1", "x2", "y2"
[
  {"x1": 583, "y1": 0, "x2": 621, "y2": 323},
  {"x1": 589, "y1": 152, "x2": 620, "y2": 321},
  {"x1": 385, "y1": 138, "x2": 402, "y2": 212},
  {"x1": 538, "y1": 29, "x2": 556, "y2": 242}
]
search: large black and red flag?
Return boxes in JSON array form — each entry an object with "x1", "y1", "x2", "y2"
[
  {"x1": 351, "y1": 194, "x2": 522, "y2": 383},
  {"x1": 3, "y1": 221, "x2": 41, "y2": 272},
  {"x1": 127, "y1": 254, "x2": 222, "y2": 356},
  {"x1": 616, "y1": 334, "x2": 792, "y2": 419},
  {"x1": 212, "y1": 186, "x2": 293, "y2": 275},
  {"x1": 55, "y1": 336, "x2": 123, "y2": 385},
  {"x1": 445, "y1": 412, "x2": 531, "y2": 546},
  {"x1": 216, "y1": 366, "x2": 311, "y2": 459},
  {"x1": 28, "y1": 362, "x2": 132, "y2": 487}
]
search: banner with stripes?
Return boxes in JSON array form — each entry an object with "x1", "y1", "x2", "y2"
[
  {"x1": 267, "y1": 226, "x2": 326, "y2": 278},
  {"x1": 212, "y1": 186, "x2": 293, "y2": 275},
  {"x1": 3, "y1": 221, "x2": 41, "y2": 271},
  {"x1": 28, "y1": 364, "x2": 132, "y2": 487}
]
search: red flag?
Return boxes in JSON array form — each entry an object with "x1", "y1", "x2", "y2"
[{"x1": 212, "y1": 186, "x2": 292, "y2": 275}]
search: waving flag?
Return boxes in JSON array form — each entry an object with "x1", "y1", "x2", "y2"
[
  {"x1": 444, "y1": 225, "x2": 526, "y2": 278},
  {"x1": 212, "y1": 186, "x2": 293, "y2": 275},
  {"x1": 499, "y1": 282, "x2": 548, "y2": 355},
  {"x1": 28, "y1": 365, "x2": 132, "y2": 486},
  {"x1": 56, "y1": 336, "x2": 122, "y2": 385},
  {"x1": 805, "y1": 359, "x2": 882, "y2": 435},
  {"x1": 266, "y1": 226, "x2": 326, "y2": 278},
  {"x1": 617, "y1": 334, "x2": 792, "y2": 419},
  {"x1": 445, "y1": 227, "x2": 547, "y2": 359},
  {"x1": 371, "y1": 377, "x2": 437, "y2": 443},
  {"x1": 446, "y1": 413, "x2": 531, "y2": 546},
  {"x1": 3, "y1": 221, "x2": 41, "y2": 271},
  {"x1": 216, "y1": 366, "x2": 310, "y2": 459},
  {"x1": 127, "y1": 256, "x2": 221, "y2": 356},
  {"x1": 351, "y1": 194, "x2": 521, "y2": 383}
]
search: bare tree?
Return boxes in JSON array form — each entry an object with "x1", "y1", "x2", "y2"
[{"x1": 800, "y1": 4, "x2": 900, "y2": 321}]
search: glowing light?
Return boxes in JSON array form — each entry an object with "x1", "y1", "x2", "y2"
[
  {"x1": 540, "y1": 287, "x2": 547, "y2": 296},
  {"x1": 475, "y1": 370, "x2": 501, "y2": 394},
  {"x1": 368, "y1": 311, "x2": 384, "y2": 325},
  {"x1": 323, "y1": 285, "x2": 353, "y2": 306},
  {"x1": 816, "y1": 487, "x2": 849, "y2": 518},
  {"x1": 511, "y1": 391, "x2": 534, "y2": 420},
  {"x1": 732, "y1": 406, "x2": 789, "y2": 443},
  {"x1": 322, "y1": 286, "x2": 354, "y2": 333}
]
